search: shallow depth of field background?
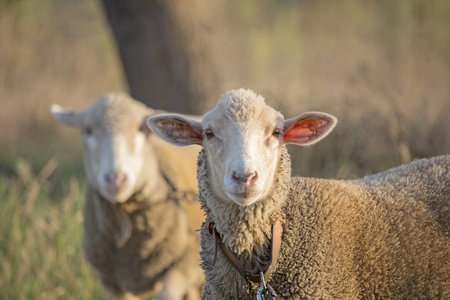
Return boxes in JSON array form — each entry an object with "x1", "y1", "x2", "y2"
[{"x1": 1, "y1": 0, "x2": 449, "y2": 299}]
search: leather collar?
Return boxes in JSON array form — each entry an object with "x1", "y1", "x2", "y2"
[{"x1": 207, "y1": 216, "x2": 283, "y2": 283}]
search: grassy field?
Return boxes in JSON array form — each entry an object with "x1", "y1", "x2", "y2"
[
  {"x1": 1, "y1": 0, "x2": 449, "y2": 299},
  {"x1": 0, "y1": 0, "x2": 119, "y2": 298},
  {"x1": 0, "y1": 159, "x2": 110, "y2": 299}
]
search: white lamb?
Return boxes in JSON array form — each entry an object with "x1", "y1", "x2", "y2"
[
  {"x1": 51, "y1": 93, "x2": 204, "y2": 300},
  {"x1": 147, "y1": 88, "x2": 450, "y2": 299}
]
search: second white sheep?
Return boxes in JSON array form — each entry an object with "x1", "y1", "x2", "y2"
[{"x1": 52, "y1": 93, "x2": 204, "y2": 300}]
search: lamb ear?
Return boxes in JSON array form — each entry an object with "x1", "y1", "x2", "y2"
[
  {"x1": 283, "y1": 112, "x2": 337, "y2": 145},
  {"x1": 146, "y1": 114, "x2": 203, "y2": 146},
  {"x1": 50, "y1": 104, "x2": 83, "y2": 128}
]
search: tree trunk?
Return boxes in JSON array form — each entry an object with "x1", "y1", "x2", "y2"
[{"x1": 100, "y1": 0, "x2": 218, "y2": 114}]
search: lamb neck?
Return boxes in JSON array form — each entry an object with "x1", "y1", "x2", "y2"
[{"x1": 197, "y1": 146, "x2": 292, "y2": 260}]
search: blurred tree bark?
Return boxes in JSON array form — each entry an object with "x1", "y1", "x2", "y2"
[{"x1": 99, "y1": 0, "x2": 218, "y2": 114}]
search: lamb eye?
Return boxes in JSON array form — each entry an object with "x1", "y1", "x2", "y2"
[
  {"x1": 205, "y1": 129, "x2": 214, "y2": 139},
  {"x1": 272, "y1": 128, "x2": 281, "y2": 137},
  {"x1": 84, "y1": 126, "x2": 93, "y2": 135}
]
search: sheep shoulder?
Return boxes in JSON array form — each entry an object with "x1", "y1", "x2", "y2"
[
  {"x1": 151, "y1": 136, "x2": 204, "y2": 230},
  {"x1": 151, "y1": 135, "x2": 199, "y2": 192}
]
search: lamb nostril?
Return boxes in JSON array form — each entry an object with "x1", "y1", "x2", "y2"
[
  {"x1": 105, "y1": 172, "x2": 127, "y2": 188},
  {"x1": 232, "y1": 171, "x2": 257, "y2": 186},
  {"x1": 245, "y1": 172, "x2": 257, "y2": 186}
]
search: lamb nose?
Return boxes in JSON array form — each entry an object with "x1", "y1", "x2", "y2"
[
  {"x1": 105, "y1": 172, "x2": 127, "y2": 187},
  {"x1": 232, "y1": 171, "x2": 257, "y2": 186}
]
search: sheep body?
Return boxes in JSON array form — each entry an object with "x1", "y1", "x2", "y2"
[
  {"x1": 52, "y1": 93, "x2": 203, "y2": 300},
  {"x1": 83, "y1": 184, "x2": 202, "y2": 299},
  {"x1": 198, "y1": 146, "x2": 450, "y2": 299},
  {"x1": 147, "y1": 89, "x2": 450, "y2": 299},
  {"x1": 197, "y1": 91, "x2": 450, "y2": 298}
]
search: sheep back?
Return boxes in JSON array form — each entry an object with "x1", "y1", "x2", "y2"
[{"x1": 276, "y1": 154, "x2": 450, "y2": 299}]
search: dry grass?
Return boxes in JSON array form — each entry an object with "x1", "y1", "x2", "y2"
[{"x1": 0, "y1": 158, "x2": 110, "y2": 299}]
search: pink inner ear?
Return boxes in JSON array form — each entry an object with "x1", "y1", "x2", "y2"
[
  {"x1": 178, "y1": 129, "x2": 203, "y2": 140},
  {"x1": 160, "y1": 120, "x2": 202, "y2": 141},
  {"x1": 283, "y1": 119, "x2": 327, "y2": 142}
]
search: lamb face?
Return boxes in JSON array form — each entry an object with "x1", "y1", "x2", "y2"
[
  {"x1": 147, "y1": 88, "x2": 337, "y2": 206},
  {"x1": 200, "y1": 92, "x2": 285, "y2": 206},
  {"x1": 52, "y1": 93, "x2": 158, "y2": 203}
]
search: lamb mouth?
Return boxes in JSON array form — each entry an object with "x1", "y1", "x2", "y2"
[
  {"x1": 101, "y1": 186, "x2": 130, "y2": 203},
  {"x1": 226, "y1": 190, "x2": 263, "y2": 203}
]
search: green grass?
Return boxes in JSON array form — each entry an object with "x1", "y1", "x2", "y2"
[{"x1": 0, "y1": 159, "x2": 110, "y2": 300}]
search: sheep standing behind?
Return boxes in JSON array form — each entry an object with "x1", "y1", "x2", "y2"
[
  {"x1": 147, "y1": 88, "x2": 450, "y2": 299},
  {"x1": 51, "y1": 93, "x2": 204, "y2": 300}
]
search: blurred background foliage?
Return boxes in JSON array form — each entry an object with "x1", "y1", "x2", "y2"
[{"x1": 0, "y1": 0, "x2": 449, "y2": 298}]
